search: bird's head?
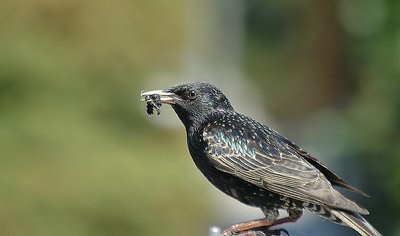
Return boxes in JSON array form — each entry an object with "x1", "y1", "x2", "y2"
[{"x1": 141, "y1": 82, "x2": 234, "y2": 128}]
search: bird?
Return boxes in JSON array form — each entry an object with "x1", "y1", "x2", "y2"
[{"x1": 140, "y1": 81, "x2": 381, "y2": 236}]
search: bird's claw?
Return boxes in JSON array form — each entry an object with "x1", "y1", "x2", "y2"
[
  {"x1": 267, "y1": 228, "x2": 289, "y2": 236},
  {"x1": 225, "y1": 228, "x2": 289, "y2": 236}
]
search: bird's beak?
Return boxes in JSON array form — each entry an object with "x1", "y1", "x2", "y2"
[{"x1": 140, "y1": 89, "x2": 181, "y2": 105}]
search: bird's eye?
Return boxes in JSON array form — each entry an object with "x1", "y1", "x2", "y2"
[{"x1": 187, "y1": 90, "x2": 197, "y2": 100}]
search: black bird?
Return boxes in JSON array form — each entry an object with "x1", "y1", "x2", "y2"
[{"x1": 141, "y1": 82, "x2": 381, "y2": 236}]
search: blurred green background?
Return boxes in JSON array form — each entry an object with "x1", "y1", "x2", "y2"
[{"x1": 0, "y1": 0, "x2": 399, "y2": 235}]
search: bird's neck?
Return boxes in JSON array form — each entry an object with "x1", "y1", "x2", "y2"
[
  {"x1": 186, "y1": 113, "x2": 211, "y2": 136},
  {"x1": 172, "y1": 108, "x2": 205, "y2": 131}
]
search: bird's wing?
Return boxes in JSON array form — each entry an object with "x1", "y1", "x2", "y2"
[
  {"x1": 203, "y1": 124, "x2": 368, "y2": 215},
  {"x1": 284, "y1": 139, "x2": 369, "y2": 197}
]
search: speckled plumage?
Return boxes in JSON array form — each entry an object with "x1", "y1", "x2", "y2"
[{"x1": 141, "y1": 82, "x2": 381, "y2": 236}]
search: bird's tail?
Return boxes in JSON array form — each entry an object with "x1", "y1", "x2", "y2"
[
  {"x1": 330, "y1": 209, "x2": 382, "y2": 236},
  {"x1": 304, "y1": 203, "x2": 381, "y2": 236}
]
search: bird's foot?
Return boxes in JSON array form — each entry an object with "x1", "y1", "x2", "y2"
[
  {"x1": 257, "y1": 228, "x2": 289, "y2": 236},
  {"x1": 221, "y1": 218, "x2": 274, "y2": 236},
  {"x1": 222, "y1": 228, "x2": 289, "y2": 236}
]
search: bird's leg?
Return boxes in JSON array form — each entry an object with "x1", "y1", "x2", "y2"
[
  {"x1": 221, "y1": 209, "x2": 302, "y2": 236},
  {"x1": 221, "y1": 218, "x2": 275, "y2": 236},
  {"x1": 268, "y1": 209, "x2": 302, "y2": 227}
]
